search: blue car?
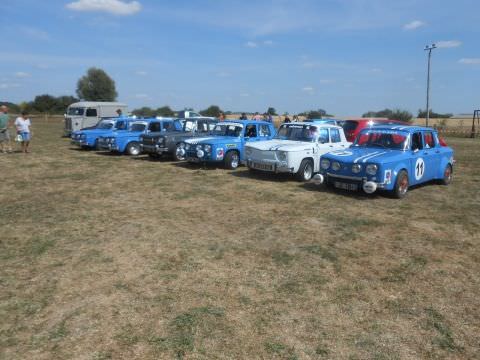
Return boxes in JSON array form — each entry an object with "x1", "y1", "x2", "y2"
[
  {"x1": 97, "y1": 118, "x2": 179, "y2": 155},
  {"x1": 181, "y1": 120, "x2": 276, "y2": 169},
  {"x1": 313, "y1": 125, "x2": 455, "y2": 198},
  {"x1": 70, "y1": 117, "x2": 134, "y2": 149}
]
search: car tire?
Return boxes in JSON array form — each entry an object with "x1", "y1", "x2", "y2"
[
  {"x1": 440, "y1": 164, "x2": 452, "y2": 185},
  {"x1": 393, "y1": 170, "x2": 409, "y2": 199},
  {"x1": 173, "y1": 144, "x2": 186, "y2": 161},
  {"x1": 224, "y1": 151, "x2": 240, "y2": 170},
  {"x1": 126, "y1": 142, "x2": 141, "y2": 156},
  {"x1": 296, "y1": 159, "x2": 314, "y2": 182}
]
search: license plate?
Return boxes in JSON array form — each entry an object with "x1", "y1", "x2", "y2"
[
  {"x1": 334, "y1": 181, "x2": 358, "y2": 191},
  {"x1": 252, "y1": 162, "x2": 273, "y2": 171}
]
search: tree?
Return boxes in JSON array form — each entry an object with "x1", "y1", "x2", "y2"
[
  {"x1": 300, "y1": 109, "x2": 333, "y2": 119},
  {"x1": 362, "y1": 108, "x2": 413, "y2": 123},
  {"x1": 76, "y1": 67, "x2": 118, "y2": 101},
  {"x1": 417, "y1": 109, "x2": 452, "y2": 119},
  {"x1": 156, "y1": 106, "x2": 175, "y2": 117},
  {"x1": 200, "y1": 105, "x2": 223, "y2": 117},
  {"x1": 32, "y1": 94, "x2": 57, "y2": 113},
  {"x1": 131, "y1": 107, "x2": 156, "y2": 118},
  {"x1": 266, "y1": 107, "x2": 277, "y2": 116},
  {"x1": 0, "y1": 101, "x2": 20, "y2": 113}
]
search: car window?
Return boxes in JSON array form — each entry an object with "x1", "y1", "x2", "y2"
[
  {"x1": 163, "y1": 122, "x2": 173, "y2": 131},
  {"x1": 115, "y1": 121, "x2": 127, "y2": 130},
  {"x1": 318, "y1": 128, "x2": 329, "y2": 143},
  {"x1": 197, "y1": 121, "x2": 209, "y2": 132},
  {"x1": 341, "y1": 120, "x2": 358, "y2": 132},
  {"x1": 424, "y1": 131, "x2": 435, "y2": 148},
  {"x1": 245, "y1": 125, "x2": 257, "y2": 138},
  {"x1": 330, "y1": 128, "x2": 341, "y2": 143},
  {"x1": 149, "y1": 122, "x2": 161, "y2": 132},
  {"x1": 259, "y1": 124, "x2": 271, "y2": 137},
  {"x1": 411, "y1": 132, "x2": 423, "y2": 151},
  {"x1": 86, "y1": 108, "x2": 97, "y2": 117},
  {"x1": 208, "y1": 122, "x2": 217, "y2": 131}
]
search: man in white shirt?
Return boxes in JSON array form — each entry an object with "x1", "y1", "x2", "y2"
[{"x1": 15, "y1": 111, "x2": 32, "y2": 153}]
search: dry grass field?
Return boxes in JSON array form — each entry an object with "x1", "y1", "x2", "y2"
[{"x1": 1, "y1": 121, "x2": 479, "y2": 359}]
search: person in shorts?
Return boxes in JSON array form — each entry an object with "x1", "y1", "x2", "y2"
[
  {"x1": 15, "y1": 111, "x2": 32, "y2": 153},
  {"x1": 0, "y1": 105, "x2": 12, "y2": 153}
]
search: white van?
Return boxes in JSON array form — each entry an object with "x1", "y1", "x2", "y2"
[{"x1": 64, "y1": 101, "x2": 128, "y2": 136}]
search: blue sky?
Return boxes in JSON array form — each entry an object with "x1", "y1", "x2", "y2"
[{"x1": 0, "y1": 0, "x2": 479, "y2": 116}]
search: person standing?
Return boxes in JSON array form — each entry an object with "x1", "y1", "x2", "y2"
[
  {"x1": 0, "y1": 105, "x2": 12, "y2": 153},
  {"x1": 15, "y1": 111, "x2": 32, "y2": 153},
  {"x1": 116, "y1": 108, "x2": 123, "y2": 117},
  {"x1": 219, "y1": 112, "x2": 226, "y2": 121},
  {"x1": 239, "y1": 113, "x2": 248, "y2": 120},
  {"x1": 284, "y1": 115, "x2": 291, "y2": 123}
]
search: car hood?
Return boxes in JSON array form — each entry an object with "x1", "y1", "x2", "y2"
[
  {"x1": 324, "y1": 147, "x2": 406, "y2": 164},
  {"x1": 109, "y1": 130, "x2": 144, "y2": 138},
  {"x1": 246, "y1": 139, "x2": 314, "y2": 152},
  {"x1": 185, "y1": 136, "x2": 240, "y2": 145}
]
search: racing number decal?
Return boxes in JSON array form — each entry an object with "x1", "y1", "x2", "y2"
[{"x1": 415, "y1": 158, "x2": 425, "y2": 180}]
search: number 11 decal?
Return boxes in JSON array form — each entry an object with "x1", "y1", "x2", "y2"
[{"x1": 415, "y1": 158, "x2": 425, "y2": 180}]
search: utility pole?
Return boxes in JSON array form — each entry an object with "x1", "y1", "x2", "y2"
[{"x1": 424, "y1": 44, "x2": 436, "y2": 127}]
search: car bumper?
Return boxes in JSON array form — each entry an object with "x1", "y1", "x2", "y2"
[
  {"x1": 246, "y1": 159, "x2": 293, "y2": 173},
  {"x1": 98, "y1": 143, "x2": 119, "y2": 151},
  {"x1": 140, "y1": 144, "x2": 169, "y2": 154},
  {"x1": 316, "y1": 172, "x2": 387, "y2": 193}
]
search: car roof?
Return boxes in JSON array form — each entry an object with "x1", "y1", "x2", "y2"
[
  {"x1": 219, "y1": 120, "x2": 272, "y2": 126},
  {"x1": 282, "y1": 122, "x2": 343, "y2": 129},
  {"x1": 366, "y1": 124, "x2": 437, "y2": 133}
]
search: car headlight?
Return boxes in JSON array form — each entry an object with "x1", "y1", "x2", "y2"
[
  {"x1": 320, "y1": 159, "x2": 330, "y2": 170},
  {"x1": 196, "y1": 144, "x2": 202, "y2": 151},
  {"x1": 366, "y1": 164, "x2": 378, "y2": 175},
  {"x1": 185, "y1": 143, "x2": 191, "y2": 150},
  {"x1": 204, "y1": 144, "x2": 212, "y2": 153},
  {"x1": 332, "y1": 161, "x2": 341, "y2": 171},
  {"x1": 352, "y1": 164, "x2": 362, "y2": 173},
  {"x1": 157, "y1": 137, "x2": 165, "y2": 144},
  {"x1": 277, "y1": 151, "x2": 287, "y2": 161}
]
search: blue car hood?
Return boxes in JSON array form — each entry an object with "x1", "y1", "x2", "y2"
[
  {"x1": 109, "y1": 130, "x2": 145, "y2": 138},
  {"x1": 324, "y1": 146, "x2": 406, "y2": 164},
  {"x1": 76, "y1": 128, "x2": 115, "y2": 137}
]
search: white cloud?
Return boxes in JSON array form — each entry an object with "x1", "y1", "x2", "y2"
[
  {"x1": 135, "y1": 70, "x2": 147, "y2": 76},
  {"x1": 319, "y1": 79, "x2": 334, "y2": 84},
  {"x1": 436, "y1": 40, "x2": 462, "y2": 48},
  {"x1": 0, "y1": 83, "x2": 20, "y2": 90},
  {"x1": 134, "y1": 93, "x2": 150, "y2": 99},
  {"x1": 403, "y1": 20, "x2": 425, "y2": 30},
  {"x1": 302, "y1": 86, "x2": 314, "y2": 92},
  {"x1": 245, "y1": 41, "x2": 258, "y2": 48},
  {"x1": 240, "y1": 93, "x2": 250, "y2": 97},
  {"x1": 459, "y1": 58, "x2": 480, "y2": 64},
  {"x1": 14, "y1": 72, "x2": 30, "y2": 78},
  {"x1": 20, "y1": 27, "x2": 50, "y2": 41},
  {"x1": 263, "y1": 40, "x2": 274, "y2": 46},
  {"x1": 66, "y1": 0, "x2": 142, "y2": 16}
]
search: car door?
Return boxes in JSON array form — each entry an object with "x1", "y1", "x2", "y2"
[
  {"x1": 422, "y1": 130, "x2": 441, "y2": 180},
  {"x1": 409, "y1": 131, "x2": 427, "y2": 185}
]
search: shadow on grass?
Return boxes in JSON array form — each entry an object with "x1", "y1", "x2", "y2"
[{"x1": 230, "y1": 168, "x2": 294, "y2": 183}]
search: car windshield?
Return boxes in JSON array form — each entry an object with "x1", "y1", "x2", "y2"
[
  {"x1": 212, "y1": 124, "x2": 243, "y2": 137},
  {"x1": 354, "y1": 129, "x2": 408, "y2": 150},
  {"x1": 275, "y1": 124, "x2": 319, "y2": 142},
  {"x1": 67, "y1": 107, "x2": 84, "y2": 116},
  {"x1": 97, "y1": 120, "x2": 114, "y2": 129},
  {"x1": 131, "y1": 123, "x2": 147, "y2": 132}
]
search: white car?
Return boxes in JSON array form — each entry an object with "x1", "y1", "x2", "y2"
[{"x1": 245, "y1": 123, "x2": 351, "y2": 181}]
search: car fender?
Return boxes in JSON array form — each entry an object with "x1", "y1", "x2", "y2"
[
  {"x1": 437, "y1": 155, "x2": 454, "y2": 179},
  {"x1": 391, "y1": 162, "x2": 410, "y2": 188}
]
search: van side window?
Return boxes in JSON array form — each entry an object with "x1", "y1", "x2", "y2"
[
  {"x1": 86, "y1": 108, "x2": 97, "y2": 117},
  {"x1": 330, "y1": 128, "x2": 341, "y2": 143},
  {"x1": 411, "y1": 132, "x2": 423, "y2": 151}
]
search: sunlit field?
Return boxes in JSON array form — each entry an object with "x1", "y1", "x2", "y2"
[{"x1": 1, "y1": 121, "x2": 479, "y2": 359}]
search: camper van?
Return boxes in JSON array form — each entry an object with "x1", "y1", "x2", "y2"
[{"x1": 64, "y1": 101, "x2": 128, "y2": 136}]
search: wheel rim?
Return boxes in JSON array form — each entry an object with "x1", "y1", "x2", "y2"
[
  {"x1": 176, "y1": 147, "x2": 185, "y2": 160},
  {"x1": 304, "y1": 163, "x2": 313, "y2": 181},
  {"x1": 399, "y1": 175, "x2": 408, "y2": 194},
  {"x1": 444, "y1": 166, "x2": 452, "y2": 181},
  {"x1": 231, "y1": 154, "x2": 239, "y2": 168},
  {"x1": 130, "y1": 145, "x2": 140, "y2": 155}
]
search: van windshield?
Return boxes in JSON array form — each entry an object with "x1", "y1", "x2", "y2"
[{"x1": 67, "y1": 108, "x2": 84, "y2": 116}]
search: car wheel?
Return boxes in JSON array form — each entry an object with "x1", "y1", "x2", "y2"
[
  {"x1": 224, "y1": 151, "x2": 240, "y2": 170},
  {"x1": 393, "y1": 170, "x2": 409, "y2": 199},
  {"x1": 296, "y1": 159, "x2": 314, "y2": 182},
  {"x1": 440, "y1": 164, "x2": 452, "y2": 185},
  {"x1": 126, "y1": 142, "x2": 141, "y2": 156},
  {"x1": 173, "y1": 144, "x2": 186, "y2": 161}
]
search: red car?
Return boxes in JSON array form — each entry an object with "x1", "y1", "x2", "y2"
[{"x1": 339, "y1": 118, "x2": 408, "y2": 142}]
